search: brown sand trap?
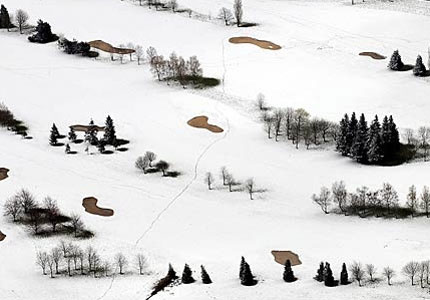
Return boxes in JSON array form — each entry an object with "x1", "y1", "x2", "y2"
[
  {"x1": 271, "y1": 250, "x2": 302, "y2": 266},
  {"x1": 187, "y1": 116, "x2": 224, "y2": 133},
  {"x1": 359, "y1": 52, "x2": 386, "y2": 60},
  {"x1": 0, "y1": 168, "x2": 9, "y2": 181},
  {"x1": 229, "y1": 37, "x2": 281, "y2": 50},
  {"x1": 89, "y1": 40, "x2": 135, "y2": 55},
  {"x1": 82, "y1": 197, "x2": 114, "y2": 217},
  {"x1": 70, "y1": 124, "x2": 105, "y2": 132},
  {"x1": 0, "y1": 231, "x2": 6, "y2": 241}
]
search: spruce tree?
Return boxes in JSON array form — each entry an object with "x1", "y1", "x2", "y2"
[
  {"x1": 200, "y1": 265, "x2": 212, "y2": 284},
  {"x1": 340, "y1": 263, "x2": 349, "y2": 285},
  {"x1": 240, "y1": 261, "x2": 257, "y2": 286},
  {"x1": 352, "y1": 113, "x2": 368, "y2": 163},
  {"x1": 314, "y1": 262, "x2": 324, "y2": 282},
  {"x1": 239, "y1": 256, "x2": 246, "y2": 279},
  {"x1": 324, "y1": 263, "x2": 336, "y2": 287},
  {"x1": 337, "y1": 114, "x2": 350, "y2": 156},
  {"x1": 51, "y1": 123, "x2": 60, "y2": 138},
  {"x1": 283, "y1": 259, "x2": 297, "y2": 282},
  {"x1": 381, "y1": 115, "x2": 391, "y2": 155},
  {"x1": 50, "y1": 124, "x2": 59, "y2": 145},
  {"x1": 68, "y1": 127, "x2": 77, "y2": 142},
  {"x1": 167, "y1": 263, "x2": 178, "y2": 279},
  {"x1": 367, "y1": 115, "x2": 383, "y2": 163},
  {"x1": 103, "y1": 115, "x2": 116, "y2": 145},
  {"x1": 413, "y1": 55, "x2": 427, "y2": 77},
  {"x1": 0, "y1": 5, "x2": 12, "y2": 31},
  {"x1": 388, "y1": 115, "x2": 400, "y2": 150},
  {"x1": 181, "y1": 264, "x2": 195, "y2": 284},
  {"x1": 388, "y1": 50, "x2": 404, "y2": 71},
  {"x1": 28, "y1": 20, "x2": 59, "y2": 43},
  {"x1": 85, "y1": 129, "x2": 98, "y2": 145},
  {"x1": 346, "y1": 112, "x2": 358, "y2": 155}
]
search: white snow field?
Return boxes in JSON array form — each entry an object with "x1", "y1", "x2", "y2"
[{"x1": 1, "y1": 0, "x2": 430, "y2": 299}]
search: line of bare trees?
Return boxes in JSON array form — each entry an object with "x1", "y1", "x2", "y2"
[
  {"x1": 36, "y1": 241, "x2": 148, "y2": 278},
  {"x1": 312, "y1": 181, "x2": 430, "y2": 219},
  {"x1": 403, "y1": 127, "x2": 430, "y2": 162},
  {"x1": 3, "y1": 189, "x2": 93, "y2": 238},
  {"x1": 135, "y1": 151, "x2": 180, "y2": 177},
  {"x1": 257, "y1": 94, "x2": 338, "y2": 150},
  {"x1": 204, "y1": 167, "x2": 264, "y2": 200}
]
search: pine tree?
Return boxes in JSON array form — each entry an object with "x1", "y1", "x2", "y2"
[
  {"x1": 103, "y1": 115, "x2": 117, "y2": 145},
  {"x1": 352, "y1": 113, "x2": 368, "y2": 163},
  {"x1": 324, "y1": 263, "x2": 336, "y2": 287},
  {"x1": 406, "y1": 185, "x2": 418, "y2": 216},
  {"x1": 68, "y1": 127, "x2": 77, "y2": 142},
  {"x1": 51, "y1": 123, "x2": 60, "y2": 138},
  {"x1": 346, "y1": 112, "x2": 358, "y2": 155},
  {"x1": 388, "y1": 115, "x2": 400, "y2": 150},
  {"x1": 314, "y1": 262, "x2": 324, "y2": 282},
  {"x1": 337, "y1": 114, "x2": 350, "y2": 156},
  {"x1": 0, "y1": 5, "x2": 12, "y2": 31},
  {"x1": 283, "y1": 259, "x2": 297, "y2": 282},
  {"x1": 200, "y1": 265, "x2": 212, "y2": 284},
  {"x1": 28, "y1": 20, "x2": 58, "y2": 43},
  {"x1": 89, "y1": 119, "x2": 94, "y2": 126},
  {"x1": 340, "y1": 263, "x2": 349, "y2": 285},
  {"x1": 167, "y1": 263, "x2": 178, "y2": 279},
  {"x1": 239, "y1": 256, "x2": 246, "y2": 279},
  {"x1": 388, "y1": 50, "x2": 404, "y2": 71},
  {"x1": 381, "y1": 115, "x2": 391, "y2": 155},
  {"x1": 50, "y1": 124, "x2": 59, "y2": 145},
  {"x1": 85, "y1": 129, "x2": 98, "y2": 145},
  {"x1": 240, "y1": 261, "x2": 257, "y2": 286},
  {"x1": 181, "y1": 264, "x2": 195, "y2": 284},
  {"x1": 413, "y1": 55, "x2": 427, "y2": 77},
  {"x1": 367, "y1": 115, "x2": 383, "y2": 163}
]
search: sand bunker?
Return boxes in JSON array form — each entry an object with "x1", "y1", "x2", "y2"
[
  {"x1": 359, "y1": 52, "x2": 386, "y2": 60},
  {"x1": 0, "y1": 168, "x2": 9, "y2": 181},
  {"x1": 70, "y1": 124, "x2": 105, "y2": 132},
  {"x1": 89, "y1": 40, "x2": 135, "y2": 55},
  {"x1": 271, "y1": 250, "x2": 302, "y2": 266},
  {"x1": 82, "y1": 197, "x2": 114, "y2": 217},
  {"x1": 229, "y1": 37, "x2": 281, "y2": 50},
  {"x1": 187, "y1": 116, "x2": 224, "y2": 133},
  {"x1": 0, "y1": 231, "x2": 6, "y2": 241}
]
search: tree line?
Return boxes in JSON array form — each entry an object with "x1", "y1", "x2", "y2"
[
  {"x1": 3, "y1": 189, "x2": 93, "y2": 238},
  {"x1": 312, "y1": 181, "x2": 430, "y2": 218}
]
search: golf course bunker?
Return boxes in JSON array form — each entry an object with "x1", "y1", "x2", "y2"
[
  {"x1": 187, "y1": 116, "x2": 224, "y2": 133},
  {"x1": 0, "y1": 168, "x2": 9, "y2": 181},
  {"x1": 271, "y1": 250, "x2": 302, "y2": 266},
  {"x1": 0, "y1": 231, "x2": 6, "y2": 241},
  {"x1": 70, "y1": 124, "x2": 105, "y2": 132},
  {"x1": 359, "y1": 52, "x2": 386, "y2": 60},
  {"x1": 229, "y1": 37, "x2": 281, "y2": 50},
  {"x1": 82, "y1": 197, "x2": 114, "y2": 217},
  {"x1": 89, "y1": 40, "x2": 135, "y2": 55}
]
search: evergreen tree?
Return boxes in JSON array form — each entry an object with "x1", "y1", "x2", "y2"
[
  {"x1": 340, "y1": 263, "x2": 349, "y2": 285},
  {"x1": 239, "y1": 256, "x2": 246, "y2": 279},
  {"x1": 314, "y1": 262, "x2": 324, "y2": 282},
  {"x1": 240, "y1": 261, "x2": 257, "y2": 286},
  {"x1": 85, "y1": 129, "x2": 98, "y2": 145},
  {"x1": 283, "y1": 259, "x2": 297, "y2": 282},
  {"x1": 68, "y1": 127, "x2": 77, "y2": 142},
  {"x1": 65, "y1": 144, "x2": 71, "y2": 154},
  {"x1": 50, "y1": 124, "x2": 59, "y2": 145},
  {"x1": 388, "y1": 50, "x2": 404, "y2": 71},
  {"x1": 346, "y1": 112, "x2": 358, "y2": 154},
  {"x1": 103, "y1": 115, "x2": 117, "y2": 145},
  {"x1": 51, "y1": 123, "x2": 60, "y2": 138},
  {"x1": 200, "y1": 265, "x2": 212, "y2": 284},
  {"x1": 97, "y1": 140, "x2": 105, "y2": 153},
  {"x1": 352, "y1": 113, "x2": 368, "y2": 163},
  {"x1": 89, "y1": 119, "x2": 94, "y2": 126},
  {"x1": 28, "y1": 20, "x2": 59, "y2": 43},
  {"x1": 367, "y1": 115, "x2": 384, "y2": 163},
  {"x1": 337, "y1": 114, "x2": 350, "y2": 156},
  {"x1": 413, "y1": 55, "x2": 427, "y2": 76},
  {"x1": 388, "y1": 115, "x2": 400, "y2": 150},
  {"x1": 181, "y1": 264, "x2": 195, "y2": 284},
  {"x1": 0, "y1": 5, "x2": 12, "y2": 31},
  {"x1": 324, "y1": 263, "x2": 336, "y2": 287},
  {"x1": 381, "y1": 115, "x2": 391, "y2": 155},
  {"x1": 167, "y1": 263, "x2": 178, "y2": 279}
]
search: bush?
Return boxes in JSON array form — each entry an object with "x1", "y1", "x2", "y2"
[{"x1": 28, "y1": 20, "x2": 59, "y2": 44}]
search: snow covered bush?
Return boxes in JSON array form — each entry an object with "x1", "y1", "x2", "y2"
[
  {"x1": 413, "y1": 55, "x2": 427, "y2": 77},
  {"x1": 28, "y1": 20, "x2": 59, "y2": 44}
]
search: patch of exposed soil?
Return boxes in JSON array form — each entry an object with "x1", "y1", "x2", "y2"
[
  {"x1": 0, "y1": 231, "x2": 6, "y2": 241},
  {"x1": 82, "y1": 197, "x2": 114, "y2": 217},
  {"x1": 359, "y1": 52, "x2": 386, "y2": 60},
  {"x1": 70, "y1": 124, "x2": 105, "y2": 132},
  {"x1": 88, "y1": 40, "x2": 135, "y2": 54},
  {"x1": 0, "y1": 168, "x2": 9, "y2": 181},
  {"x1": 271, "y1": 250, "x2": 302, "y2": 266},
  {"x1": 187, "y1": 116, "x2": 223, "y2": 133},
  {"x1": 229, "y1": 37, "x2": 281, "y2": 50}
]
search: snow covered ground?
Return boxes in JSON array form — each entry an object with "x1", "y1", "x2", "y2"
[{"x1": 1, "y1": 0, "x2": 430, "y2": 299}]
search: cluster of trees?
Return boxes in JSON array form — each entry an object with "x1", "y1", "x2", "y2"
[
  {"x1": 218, "y1": 0, "x2": 245, "y2": 27},
  {"x1": 36, "y1": 242, "x2": 148, "y2": 278},
  {"x1": 58, "y1": 38, "x2": 98, "y2": 58},
  {"x1": 135, "y1": 151, "x2": 179, "y2": 177},
  {"x1": 336, "y1": 113, "x2": 402, "y2": 165},
  {"x1": 0, "y1": 102, "x2": 29, "y2": 138},
  {"x1": 1, "y1": 5, "x2": 30, "y2": 33},
  {"x1": 258, "y1": 97, "x2": 337, "y2": 149},
  {"x1": 204, "y1": 167, "x2": 260, "y2": 200},
  {"x1": 402, "y1": 126, "x2": 430, "y2": 162},
  {"x1": 28, "y1": 19, "x2": 58, "y2": 43},
  {"x1": 239, "y1": 257, "x2": 297, "y2": 286},
  {"x1": 3, "y1": 189, "x2": 92, "y2": 238},
  {"x1": 312, "y1": 181, "x2": 430, "y2": 219},
  {"x1": 389, "y1": 50, "x2": 430, "y2": 76}
]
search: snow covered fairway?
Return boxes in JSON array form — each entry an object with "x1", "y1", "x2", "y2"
[{"x1": 1, "y1": 0, "x2": 430, "y2": 299}]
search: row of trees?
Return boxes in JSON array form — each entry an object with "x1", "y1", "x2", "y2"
[
  {"x1": 258, "y1": 98, "x2": 338, "y2": 149},
  {"x1": 204, "y1": 167, "x2": 260, "y2": 200},
  {"x1": 3, "y1": 189, "x2": 92, "y2": 238},
  {"x1": 389, "y1": 50, "x2": 430, "y2": 77},
  {"x1": 336, "y1": 113, "x2": 401, "y2": 164},
  {"x1": 0, "y1": 102, "x2": 29, "y2": 138},
  {"x1": 36, "y1": 242, "x2": 148, "y2": 278},
  {"x1": 312, "y1": 181, "x2": 430, "y2": 218},
  {"x1": 135, "y1": 151, "x2": 179, "y2": 177}
]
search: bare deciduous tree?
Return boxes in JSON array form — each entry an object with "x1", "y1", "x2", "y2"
[
  {"x1": 135, "y1": 156, "x2": 149, "y2": 173},
  {"x1": 380, "y1": 183, "x2": 399, "y2": 214},
  {"x1": 135, "y1": 45, "x2": 144, "y2": 65},
  {"x1": 261, "y1": 112, "x2": 274, "y2": 139},
  {"x1": 144, "y1": 151, "x2": 157, "y2": 167},
  {"x1": 245, "y1": 178, "x2": 255, "y2": 200},
  {"x1": 350, "y1": 262, "x2": 365, "y2": 286},
  {"x1": 312, "y1": 187, "x2": 331, "y2": 214},
  {"x1": 225, "y1": 173, "x2": 235, "y2": 192},
  {"x1": 233, "y1": 0, "x2": 243, "y2": 27},
  {"x1": 205, "y1": 172, "x2": 214, "y2": 190},
  {"x1": 220, "y1": 166, "x2": 229, "y2": 186},
  {"x1": 3, "y1": 196, "x2": 22, "y2": 222},
  {"x1": 115, "y1": 253, "x2": 128, "y2": 275},
  {"x1": 366, "y1": 264, "x2": 376, "y2": 282},
  {"x1": 406, "y1": 185, "x2": 418, "y2": 217},
  {"x1": 332, "y1": 181, "x2": 348, "y2": 213},
  {"x1": 36, "y1": 251, "x2": 48, "y2": 275},
  {"x1": 51, "y1": 247, "x2": 63, "y2": 274},
  {"x1": 47, "y1": 254, "x2": 55, "y2": 278},
  {"x1": 292, "y1": 108, "x2": 309, "y2": 149},
  {"x1": 383, "y1": 266, "x2": 395, "y2": 285},
  {"x1": 136, "y1": 254, "x2": 148, "y2": 275},
  {"x1": 403, "y1": 261, "x2": 420, "y2": 286},
  {"x1": 15, "y1": 9, "x2": 29, "y2": 34},
  {"x1": 44, "y1": 196, "x2": 61, "y2": 232},
  {"x1": 256, "y1": 93, "x2": 266, "y2": 111},
  {"x1": 218, "y1": 7, "x2": 233, "y2": 26},
  {"x1": 273, "y1": 109, "x2": 283, "y2": 142},
  {"x1": 16, "y1": 188, "x2": 36, "y2": 214},
  {"x1": 70, "y1": 213, "x2": 84, "y2": 237},
  {"x1": 418, "y1": 126, "x2": 430, "y2": 161},
  {"x1": 420, "y1": 186, "x2": 430, "y2": 218}
]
